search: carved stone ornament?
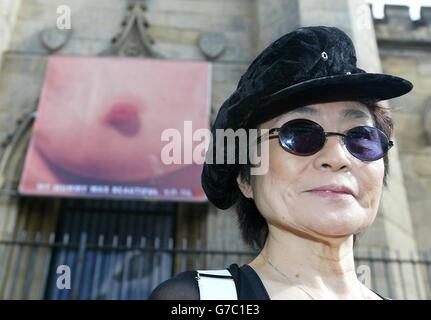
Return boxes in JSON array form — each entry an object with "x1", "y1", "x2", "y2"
[
  {"x1": 101, "y1": 0, "x2": 162, "y2": 58},
  {"x1": 198, "y1": 32, "x2": 226, "y2": 60},
  {"x1": 39, "y1": 27, "x2": 72, "y2": 52}
]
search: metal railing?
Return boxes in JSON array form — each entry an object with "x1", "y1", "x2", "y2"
[{"x1": 0, "y1": 231, "x2": 430, "y2": 299}]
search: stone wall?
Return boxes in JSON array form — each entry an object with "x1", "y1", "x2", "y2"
[
  {"x1": 374, "y1": 5, "x2": 431, "y2": 253},
  {"x1": 0, "y1": 0, "x2": 21, "y2": 68},
  {"x1": 0, "y1": 0, "x2": 257, "y2": 257}
]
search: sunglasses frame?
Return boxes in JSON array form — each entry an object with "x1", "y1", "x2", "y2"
[{"x1": 256, "y1": 118, "x2": 394, "y2": 161}]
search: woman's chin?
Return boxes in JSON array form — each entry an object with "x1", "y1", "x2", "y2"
[
  {"x1": 309, "y1": 220, "x2": 368, "y2": 238},
  {"x1": 303, "y1": 211, "x2": 368, "y2": 237}
]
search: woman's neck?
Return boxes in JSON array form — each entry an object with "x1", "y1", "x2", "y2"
[{"x1": 249, "y1": 227, "x2": 366, "y2": 299}]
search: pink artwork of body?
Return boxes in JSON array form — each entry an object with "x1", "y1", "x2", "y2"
[{"x1": 19, "y1": 56, "x2": 211, "y2": 201}]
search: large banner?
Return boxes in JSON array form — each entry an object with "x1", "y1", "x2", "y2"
[{"x1": 19, "y1": 56, "x2": 211, "y2": 201}]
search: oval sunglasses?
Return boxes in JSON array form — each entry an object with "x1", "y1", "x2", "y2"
[{"x1": 256, "y1": 118, "x2": 393, "y2": 162}]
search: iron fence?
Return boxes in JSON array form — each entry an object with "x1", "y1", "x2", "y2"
[{"x1": 0, "y1": 231, "x2": 430, "y2": 299}]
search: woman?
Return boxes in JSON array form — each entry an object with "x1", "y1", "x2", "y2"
[{"x1": 149, "y1": 26, "x2": 413, "y2": 299}]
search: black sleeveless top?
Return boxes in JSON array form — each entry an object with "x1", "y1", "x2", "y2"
[{"x1": 148, "y1": 263, "x2": 387, "y2": 300}]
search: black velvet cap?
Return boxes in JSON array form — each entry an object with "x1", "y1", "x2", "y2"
[{"x1": 201, "y1": 26, "x2": 413, "y2": 210}]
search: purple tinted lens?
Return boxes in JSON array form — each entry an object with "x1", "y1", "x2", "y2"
[
  {"x1": 279, "y1": 120, "x2": 325, "y2": 155},
  {"x1": 346, "y1": 126, "x2": 388, "y2": 161}
]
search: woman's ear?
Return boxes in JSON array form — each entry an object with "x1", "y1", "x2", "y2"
[{"x1": 236, "y1": 175, "x2": 254, "y2": 199}]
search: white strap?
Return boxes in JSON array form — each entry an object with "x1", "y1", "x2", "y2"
[{"x1": 196, "y1": 269, "x2": 238, "y2": 300}]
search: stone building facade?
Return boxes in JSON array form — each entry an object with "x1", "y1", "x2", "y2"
[{"x1": 375, "y1": 5, "x2": 431, "y2": 254}]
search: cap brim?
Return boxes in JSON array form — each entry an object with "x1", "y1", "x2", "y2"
[
  {"x1": 269, "y1": 73, "x2": 412, "y2": 103},
  {"x1": 247, "y1": 73, "x2": 413, "y2": 127}
]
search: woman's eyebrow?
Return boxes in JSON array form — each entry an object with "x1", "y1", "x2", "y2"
[
  {"x1": 342, "y1": 108, "x2": 371, "y2": 120},
  {"x1": 281, "y1": 106, "x2": 370, "y2": 122},
  {"x1": 289, "y1": 106, "x2": 319, "y2": 115}
]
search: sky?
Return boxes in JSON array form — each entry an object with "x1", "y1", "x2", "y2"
[{"x1": 366, "y1": 0, "x2": 431, "y2": 20}]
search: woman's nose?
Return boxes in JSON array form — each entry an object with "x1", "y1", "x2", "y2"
[{"x1": 313, "y1": 135, "x2": 352, "y2": 171}]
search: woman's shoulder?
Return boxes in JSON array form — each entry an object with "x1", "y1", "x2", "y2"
[
  {"x1": 148, "y1": 270, "x2": 200, "y2": 300},
  {"x1": 148, "y1": 263, "x2": 268, "y2": 300}
]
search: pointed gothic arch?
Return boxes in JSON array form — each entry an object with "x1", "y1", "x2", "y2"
[{"x1": 100, "y1": 1, "x2": 163, "y2": 58}]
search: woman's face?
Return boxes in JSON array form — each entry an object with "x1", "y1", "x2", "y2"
[{"x1": 239, "y1": 101, "x2": 385, "y2": 240}]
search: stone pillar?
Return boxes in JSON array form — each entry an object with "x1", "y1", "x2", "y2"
[
  {"x1": 0, "y1": 0, "x2": 21, "y2": 68},
  {"x1": 346, "y1": 0, "x2": 425, "y2": 299},
  {"x1": 0, "y1": 0, "x2": 23, "y2": 240}
]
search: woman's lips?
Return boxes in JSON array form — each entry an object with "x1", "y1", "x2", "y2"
[
  {"x1": 307, "y1": 190, "x2": 354, "y2": 199},
  {"x1": 103, "y1": 103, "x2": 140, "y2": 136}
]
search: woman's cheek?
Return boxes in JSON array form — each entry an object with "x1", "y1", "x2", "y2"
[
  {"x1": 357, "y1": 160, "x2": 385, "y2": 211},
  {"x1": 252, "y1": 160, "x2": 299, "y2": 225}
]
